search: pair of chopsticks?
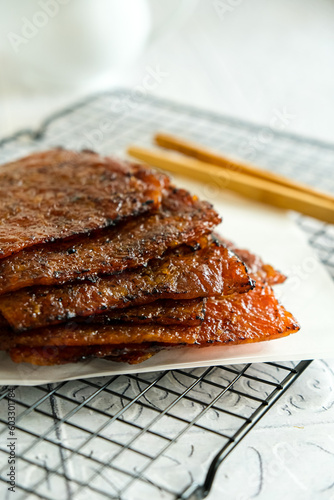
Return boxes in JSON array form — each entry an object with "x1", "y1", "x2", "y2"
[{"x1": 128, "y1": 133, "x2": 334, "y2": 224}]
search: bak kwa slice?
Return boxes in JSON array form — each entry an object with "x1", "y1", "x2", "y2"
[
  {"x1": 0, "y1": 243, "x2": 282, "y2": 335},
  {"x1": 82, "y1": 298, "x2": 206, "y2": 326},
  {"x1": 196, "y1": 284, "x2": 299, "y2": 345},
  {"x1": 0, "y1": 149, "x2": 167, "y2": 259},
  {"x1": 3, "y1": 281, "x2": 297, "y2": 350},
  {"x1": 0, "y1": 187, "x2": 221, "y2": 294},
  {"x1": 0, "y1": 298, "x2": 205, "y2": 337},
  {"x1": 0, "y1": 243, "x2": 275, "y2": 335},
  {"x1": 6, "y1": 284, "x2": 299, "y2": 365},
  {"x1": 2, "y1": 319, "x2": 200, "y2": 348},
  {"x1": 0, "y1": 241, "x2": 253, "y2": 332},
  {"x1": 102, "y1": 243, "x2": 284, "y2": 328}
]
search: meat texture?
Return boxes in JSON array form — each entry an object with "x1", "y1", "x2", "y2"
[
  {"x1": 81, "y1": 298, "x2": 206, "y2": 326},
  {"x1": 9, "y1": 285, "x2": 299, "y2": 365},
  {"x1": 0, "y1": 187, "x2": 221, "y2": 294},
  {"x1": 0, "y1": 298, "x2": 205, "y2": 335},
  {"x1": 197, "y1": 284, "x2": 299, "y2": 344},
  {"x1": 0, "y1": 242, "x2": 253, "y2": 332},
  {"x1": 0, "y1": 243, "x2": 253, "y2": 331},
  {"x1": 0, "y1": 149, "x2": 167, "y2": 259},
  {"x1": 0, "y1": 244, "x2": 281, "y2": 334},
  {"x1": 4, "y1": 283, "x2": 299, "y2": 351}
]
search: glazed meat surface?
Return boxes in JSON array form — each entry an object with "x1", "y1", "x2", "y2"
[
  {"x1": 0, "y1": 149, "x2": 167, "y2": 259},
  {"x1": 9, "y1": 285, "x2": 299, "y2": 365},
  {"x1": 0, "y1": 298, "x2": 205, "y2": 332},
  {"x1": 0, "y1": 244, "x2": 281, "y2": 334},
  {"x1": 3, "y1": 283, "x2": 298, "y2": 351},
  {"x1": 0, "y1": 242, "x2": 253, "y2": 332},
  {"x1": 197, "y1": 284, "x2": 299, "y2": 344},
  {"x1": 81, "y1": 298, "x2": 206, "y2": 326},
  {"x1": 2, "y1": 320, "x2": 199, "y2": 349},
  {"x1": 0, "y1": 187, "x2": 221, "y2": 294}
]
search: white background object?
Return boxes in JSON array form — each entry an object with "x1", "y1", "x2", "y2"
[
  {"x1": 1, "y1": 0, "x2": 334, "y2": 142},
  {"x1": 0, "y1": 0, "x2": 152, "y2": 88}
]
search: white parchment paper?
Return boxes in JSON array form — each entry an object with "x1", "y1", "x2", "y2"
[{"x1": 1, "y1": 176, "x2": 334, "y2": 386}]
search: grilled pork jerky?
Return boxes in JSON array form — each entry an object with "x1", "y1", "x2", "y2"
[
  {"x1": 0, "y1": 242, "x2": 253, "y2": 332},
  {"x1": 0, "y1": 149, "x2": 167, "y2": 259},
  {"x1": 3, "y1": 283, "x2": 298, "y2": 351},
  {"x1": 82, "y1": 298, "x2": 206, "y2": 326},
  {"x1": 0, "y1": 243, "x2": 282, "y2": 332},
  {"x1": 0, "y1": 187, "x2": 221, "y2": 295},
  {"x1": 1, "y1": 320, "x2": 199, "y2": 349},
  {"x1": 197, "y1": 284, "x2": 299, "y2": 344},
  {"x1": 0, "y1": 298, "x2": 205, "y2": 334},
  {"x1": 6, "y1": 284, "x2": 299, "y2": 365}
]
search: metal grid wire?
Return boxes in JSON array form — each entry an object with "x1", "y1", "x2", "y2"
[
  {"x1": 1, "y1": 88, "x2": 333, "y2": 499},
  {"x1": 0, "y1": 361, "x2": 311, "y2": 500}
]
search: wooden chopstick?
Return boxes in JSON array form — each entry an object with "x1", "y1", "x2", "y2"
[
  {"x1": 127, "y1": 144, "x2": 334, "y2": 224},
  {"x1": 154, "y1": 132, "x2": 334, "y2": 204}
]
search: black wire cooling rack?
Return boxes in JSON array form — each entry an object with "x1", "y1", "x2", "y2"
[{"x1": 2, "y1": 88, "x2": 334, "y2": 499}]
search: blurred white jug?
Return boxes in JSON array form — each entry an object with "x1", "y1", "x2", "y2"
[{"x1": 0, "y1": 0, "x2": 196, "y2": 89}]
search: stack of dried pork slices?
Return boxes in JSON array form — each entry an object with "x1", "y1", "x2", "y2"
[{"x1": 0, "y1": 149, "x2": 299, "y2": 366}]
